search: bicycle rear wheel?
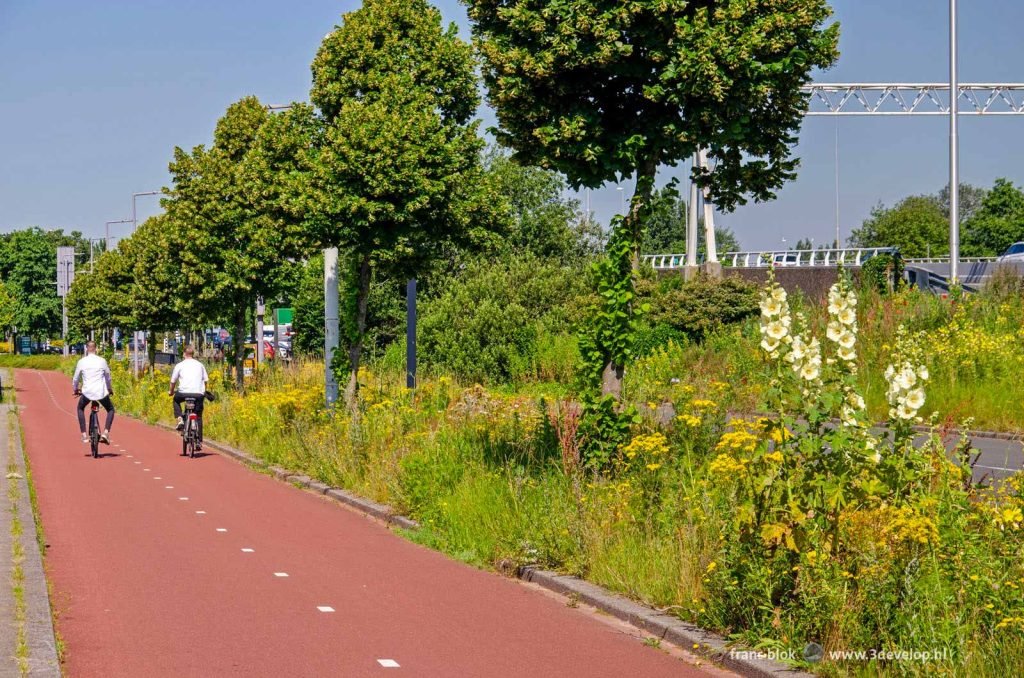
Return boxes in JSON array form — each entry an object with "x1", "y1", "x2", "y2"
[{"x1": 89, "y1": 412, "x2": 99, "y2": 458}]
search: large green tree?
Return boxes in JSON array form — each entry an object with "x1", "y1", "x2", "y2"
[
  {"x1": 307, "y1": 0, "x2": 490, "y2": 408},
  {"x1": 848, "y1": 196, "x2": 948, "y2": 258},
  {"x1": 0, "y1": 228, "x2": 87, "y2": 340},
  {"x1": 166, "y1": 96, "x2": 304, "y2": 388},
  {"x1": 466, "y1": 0, "x2": 839, "y2": 398},
  {"x1": 961, "y1": 179, "x2": 1024, "y2": 257}
]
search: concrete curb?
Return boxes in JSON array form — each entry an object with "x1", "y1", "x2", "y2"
[
  {"x1": 150, "y1": 421, "x2": 423, "y2": 532},
  {"x1": 142, "y1": 419, "x2": 810, "y2": 678},
  {"x1": 520, "y1": 568, "x2": 812, "y2": 678},
  {"x1": 6, "y1": 406, "x2": 61, "y2": 676}
]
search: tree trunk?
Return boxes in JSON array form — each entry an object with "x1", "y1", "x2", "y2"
[
  {"x1": 147, "y1": 331, "x2": 156, "y2": 375},
  {"x1": 233, "y1": 308, "x2": 246, "y2": 391},
  {"x1": 343, "y1": 254, "x2": 372, "y2": 412},
  {"x1": 601, "y1": 152, "x2": 659, "y2": 399}
]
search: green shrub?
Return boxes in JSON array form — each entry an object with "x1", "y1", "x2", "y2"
[
  {"x1": 636, "y1": 272, "x2": 759, "y2": 341},
  {"x1": 419, "y1": 255, "x2": 589, "y2": 383},
  {"x1": 860, "y1": 252, "x2": 904, "y2": 294}
]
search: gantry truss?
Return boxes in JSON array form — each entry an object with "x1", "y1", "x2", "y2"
[{"x1": 803, "y1": 83, "x2": 1024, "y2": 115}]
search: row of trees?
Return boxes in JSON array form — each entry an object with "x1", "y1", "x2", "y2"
[
  {"x1": 68, "y1": 0, "x2": 839, "y2": 411},
  {"x1": 849, "y1": 180, "x2": 1024, "y2": 258}
]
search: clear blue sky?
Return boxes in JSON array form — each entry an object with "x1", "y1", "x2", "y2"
[{"x1": 2, "y1": 1, "x2": 1023, "y2": 251}]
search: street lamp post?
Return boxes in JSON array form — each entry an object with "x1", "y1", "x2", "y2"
[
  {"x1": 106, "y1": 219, "x2": 132, "y2": 251},
  {"x1": 131, "y1": 191, "x2": 160, "y2": 232},
  {"x1": 949, "y1": 0, "x2": 960, "y2": 283},
  {"x1": 130, "y1": 192, "x2": 159, "y2": 377}
]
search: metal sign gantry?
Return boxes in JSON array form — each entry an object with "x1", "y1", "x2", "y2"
[{"x1": 803, "y1": 84, "x2": 1024, "y2": 116}]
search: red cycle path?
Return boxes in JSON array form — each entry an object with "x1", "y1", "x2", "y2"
[{"x1": 17, "y1": 369, "x2": 713, "y2": 677}]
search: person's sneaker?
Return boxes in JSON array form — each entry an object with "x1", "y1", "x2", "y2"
[
  {"x1": 175, "y1": 417, "x2": 184, "y2": 431},
  {"x1": 100, "y1": 431, "x2": 110, "y2": 444},
  {"x1": 81, "y1": 433, "x2": 89, "y2": 444}
]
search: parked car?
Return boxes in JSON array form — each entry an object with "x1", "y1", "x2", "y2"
[{"x1": 997, "y1": 242, "x2": 1024, "y2": 262}]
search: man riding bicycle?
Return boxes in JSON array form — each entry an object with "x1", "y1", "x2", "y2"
[
  {"x1": 169, "y1": 346, "x2": 209, "y2": 449},
  {"x1": 72, "y1": 341, "x2": 115, "y2": 444}
]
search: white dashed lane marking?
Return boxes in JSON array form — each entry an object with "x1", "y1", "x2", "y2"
[
  {"x1": 216, "y1": 528, "x2": 227, "y2": 533},
  {"x1": 164, "y1": 486, "x2": 174, "y2": 489},
  {"x1": 274, "y1": 572, "x2": 288, "y2": 577},
  {"x1": 179, "y1": 497, "x2": 189, "y2": 501},
  {"x1": 378, "y1": 659, "x2": 400, "y2": 668},
  {"x1": 241, "y1": 548, "x2": 254, "y2": 553},
  {"x1": 317, "y1": 606, "x2": 335, "y2": 613},
  {"x1": 195, "y1": 511, "x2": 206, "y2": 515},
  {"x1": 153, "y1": 477, "x2": 162, "y2": 480}
]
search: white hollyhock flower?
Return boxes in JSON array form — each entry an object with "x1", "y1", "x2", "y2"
[
  {"x1": 917, "y1": 365, "x2": 929, "y2": 381},
  {"x1": 838, "y1": 331, "x2": 856, "y2": 349},
  {"x1": 771, "y1": 286, "x2": 787, "y2": 302},
  {"x1": 760, "y1": 339, "x2": 780, "y2": 353},
  {"x1": 896, "y1": 404, "x2": 916, "y2": 420},
  {"x1": 837, "y1": 307, "x2": 856, "y2": 325},
  {"x1": 899, "y1": 367, "x2": 917, "y2": 389},
  {"x1": 905, "y1": 388, "x2": 925, "y2": 410},
  {"x1": 838, "y1": 346, "x2": 856, "y2": 362},
  {"x1": 800, "y1": 363, "x2": 820, "y2": 381},
  {"x1": 827, "y1": 299, "x2": 846, "y2": 316},
  {"x1": 765, "y1": 321, "x2": 787, "y2": 341},
  {"x1": 847, "y1": 392, "x2": 865, "y2": 409},
  {"x1": 826, "y1": 322, "x2": 843, "y2": 342},
  {"x1": 760, "y1": 298, "x2": 782, "y2": 317},
  {"x1": 884, "y1": 365, "x2": 895, "y2": 381}
]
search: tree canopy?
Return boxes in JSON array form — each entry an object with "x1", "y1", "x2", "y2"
[
  {"x1": 961, "y1": 179, "x2": 1024, "y2": 257},
  {"x1": 466, "y1": 0, "x2": 840, "y2": 210},
  {"x1": 848, "y1": 195, "x2": 948, "y2": 258}
]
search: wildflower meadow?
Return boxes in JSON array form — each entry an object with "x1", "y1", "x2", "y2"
[{"x1": 70, "y1": 270, "x2": 1024, "y2": 677}]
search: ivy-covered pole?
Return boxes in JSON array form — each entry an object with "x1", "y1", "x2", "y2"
[{"x1": 467, "y1": 0, "x2": 840, "y2": 402}]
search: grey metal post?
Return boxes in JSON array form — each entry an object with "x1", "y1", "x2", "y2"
[
  {"x1": 323, "y1": 248, "x2": 340, "y2": 408},
  {"x1": 949, "y1": 0, "x2": 960, "y2": 283},
  {"x1": 835, "y1": 117, "x2": 841, "y2": 248},
  {"x1": 255, "y1": 297, "x2": 265, "y2": 366},
  {"x1": 406, "y1": 278, "x2": 417, "y2": 389},
  {"x1": 62, "y1": 295, "x2": 68, "y2": 358},
  {"x1": 697, "y1": 148, "x2": 718, "y2": 263}
]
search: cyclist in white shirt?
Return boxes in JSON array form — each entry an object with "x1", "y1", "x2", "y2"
[
  {"x1": 71, "y1": 341, "x2": 115, "y2": 444},
  {"x1": 168, "y1": 346, "x2": 209, "y2": 449}
]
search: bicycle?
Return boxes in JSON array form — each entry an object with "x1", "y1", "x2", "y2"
[
  {"x1": 180, "y1": 397, "x2": 201, "y2": 458},
  {"x1": 84, "y1": 399, "x2": 100, "y2": 458}
]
